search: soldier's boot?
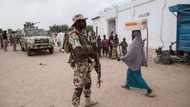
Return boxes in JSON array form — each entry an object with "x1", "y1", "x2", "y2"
[
  {"x1": 85, "y1": 97, "x2": 98, "y2": 107},
  {"x1": 73, "y1": 105, "x2": 79, "y2": 107}
]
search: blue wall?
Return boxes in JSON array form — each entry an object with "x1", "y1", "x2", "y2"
[{"x1": 169, "y1": 4, "x2": 190, "y2": 52}]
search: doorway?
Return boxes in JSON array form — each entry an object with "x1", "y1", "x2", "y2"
[{"x1": 107, "y1": 18, "x2": 116, "y2": 35}]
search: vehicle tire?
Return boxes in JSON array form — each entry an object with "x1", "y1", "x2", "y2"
[
  {"x1": 49, "y1": 47, "x2": 54, "y2": 54},
  {"x1": 27, "y1": 48, "x2": 32, "y2": 56}
]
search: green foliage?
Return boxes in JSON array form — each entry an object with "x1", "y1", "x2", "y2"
[
  {"x1": 68, "y1": 27, "x2": 73, "y2": 32},
  {"x1": 49, "y1": 24, "x2": 93, "y2": 33},
  {"x1": 61, "y1": 24, "x2": 69, "y2": 32},
  {"x1": 86, "y1": 25, "x2": 93, "y2": 33},
  {"x1": 0, "y1": 28, "x2": 3, "y2": 33},
  {"x1": 49, "y1": 24, "x2": 69, "y2": 33},
  {"x1": 7, "y1": 28, "x2": 13, "y2": 33}
]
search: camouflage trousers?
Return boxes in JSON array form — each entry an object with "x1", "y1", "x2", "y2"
[{"x1": 72, "y1": 60, "x2": 93, "y2": 107}]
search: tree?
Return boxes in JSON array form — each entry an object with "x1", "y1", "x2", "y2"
[
  {"x1": 7, "y1": 28, "x2": 13, "y2": 33},
  {"x1": 86, "y1": 25, "x2": 93, "y2": 33},
  {"x1": 49, "y1": 24, "x2": 69, "y2": 33},
  {"x1": 68, "y1": 27, "x2": 73, "y2": 32},
  {"x1": 49, "y1": 25, "x2": 58, "y2": 33},
  {"x1": 61, "y1": 24, "x2": 69, "y2": 32},
  {"x1": 0, "y1": 28, "x2": 3, "y2": 33},
  {"x1": 49, "y1": 24, "x2": 93, "y2": 33}
]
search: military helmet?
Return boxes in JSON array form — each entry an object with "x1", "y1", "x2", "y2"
[{"x1": 72, "y1": 14, "x2": 87, "y2": 27}]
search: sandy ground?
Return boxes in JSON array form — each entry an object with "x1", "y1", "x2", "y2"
[{"x1": 0, "y1": 46, "x2": 190, "y2": 107}]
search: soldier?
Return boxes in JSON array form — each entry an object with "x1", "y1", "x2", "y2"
[
  {"x1": 2, "y1": 31, "x2": 8, "y2": 51},
  {"x1": 67, "y1": 14, "x2": 102, "y2": 107},
  {"x1": 12, "y1": 32, "x2": 17, "y2": 51},
  {"x1": 0, "y1": 32, "x2": 4, "y2": 48},
  {"x1": 119, "y1": 38, "x2": 128, "y2": 56}
]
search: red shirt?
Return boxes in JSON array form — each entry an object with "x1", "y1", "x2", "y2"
[{"x1": 101, "y1": 39, "x2": 109, "y2": 48}]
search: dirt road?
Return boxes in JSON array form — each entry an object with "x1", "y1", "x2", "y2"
[{"x1": 0, "y1": 47, "x2": 190, "y2": 107}]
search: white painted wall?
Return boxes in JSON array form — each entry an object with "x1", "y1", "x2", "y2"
[
  {"x1": 92, "y1": 0, "x2": 190, "y2": 49},
  {"x1": 117, "y1": 0, "x2": 163, "y2": 48}
]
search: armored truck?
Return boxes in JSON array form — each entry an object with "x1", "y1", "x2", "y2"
[{"x1": 20, "y1": 22, "x2": 54, "y2": 56}]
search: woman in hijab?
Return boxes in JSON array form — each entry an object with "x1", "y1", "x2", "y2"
[{"x1": 119, "y1": 30, "x2": 154, "y2": 97}]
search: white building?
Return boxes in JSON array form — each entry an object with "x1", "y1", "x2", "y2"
[{"x1": 92, "y1": 0, "x2": 190, "y2": 49}]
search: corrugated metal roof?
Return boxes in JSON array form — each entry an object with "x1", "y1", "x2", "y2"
[{"x1": 169, "y1": 4, "x2": 190, "y2": 13}]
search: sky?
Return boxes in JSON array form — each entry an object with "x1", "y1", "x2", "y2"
[{"x1": 0, "y1": 0, "x2": 125, "y2": 30}]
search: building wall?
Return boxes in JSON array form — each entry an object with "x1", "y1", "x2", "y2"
[
  {"x1": 117, "y1": 0, "x2": 163, "y2": 48},
  {"x1": 93, "y1": 7, "x2": 118, "y2": 37},
  {"x1": 117, "y1": 0, "x2": 190, "y2": 49},
  {"x1": 92, "y1": 0, "x2": 190, "y2": 49},
  {"x1": 92, "y1": 18, "x2": 106, "y2": 36}
]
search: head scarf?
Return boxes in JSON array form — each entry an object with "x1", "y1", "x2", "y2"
[{"x1": 122, "y1": 30, "x2": 146, "y2": 71}]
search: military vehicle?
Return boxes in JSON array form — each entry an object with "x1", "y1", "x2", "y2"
[{"x1": 20, "y1": 22, "x2": 54, "y2": 56}]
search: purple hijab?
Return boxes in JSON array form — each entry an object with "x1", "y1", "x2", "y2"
[{"x1": 121, "y1": 30, "x2": 146, "y2": 71}]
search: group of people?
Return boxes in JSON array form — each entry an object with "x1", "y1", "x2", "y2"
[
  {"x1": 64, "y1": 14, "x2": 154, "y2": 107},
  {"x1": 96, "y1": 32, "x2": 128, "y2": 59},
  {"x1": 0, "y1": 14, "x2": 155, "y2": 107},
  {"x1": 0, "y1": 31, "x2": 18, "y2": 52},
  {"x1": 55, "y1": 30, "x2": 128, "y2": 60}
]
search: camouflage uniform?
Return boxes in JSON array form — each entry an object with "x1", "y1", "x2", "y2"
[
  {"x1": 72, "y1": 59, "x2": 93, "y2": 106},
  {"x1": 69, "y1": 29, "x2": 101, "y2": 107}
]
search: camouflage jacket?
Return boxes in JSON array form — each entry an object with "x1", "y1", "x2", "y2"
[{"x1": 68, "y1": 29, "x2": 101, "y2": 74}]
